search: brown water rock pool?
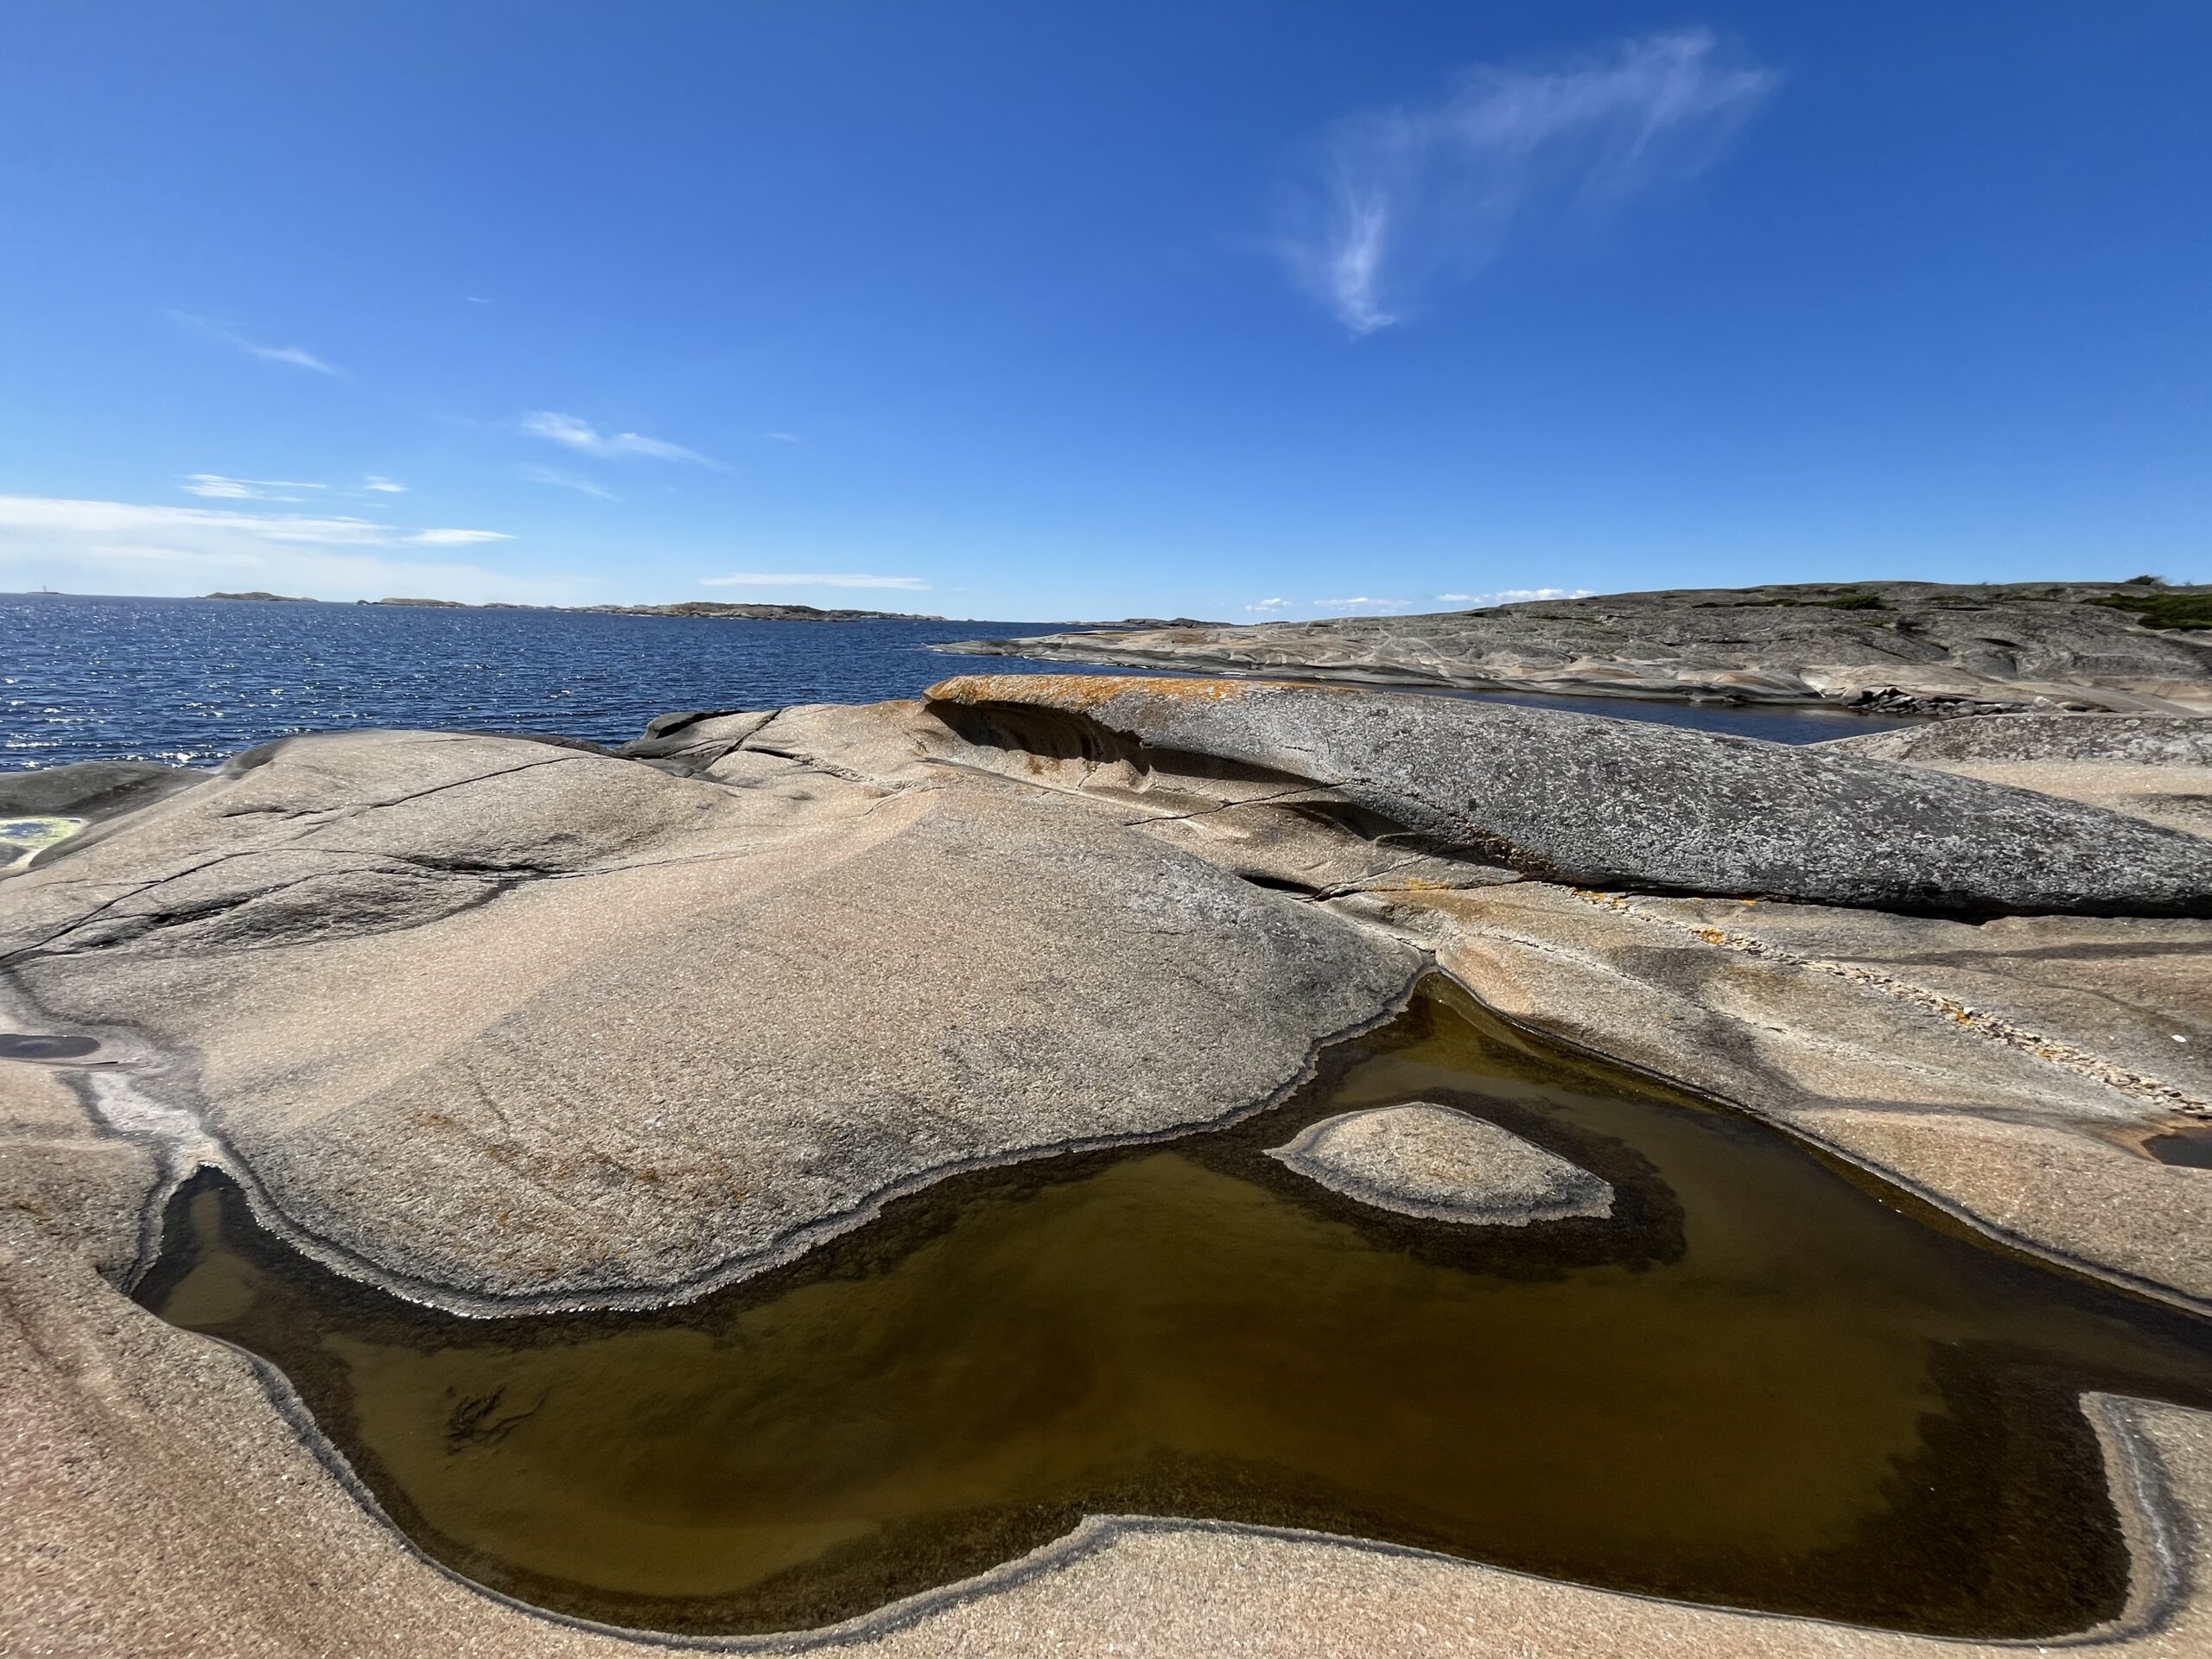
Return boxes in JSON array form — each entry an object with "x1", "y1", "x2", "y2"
[{"x1": 133, "y1": 980, "x2": 2212, "y2": 1640}]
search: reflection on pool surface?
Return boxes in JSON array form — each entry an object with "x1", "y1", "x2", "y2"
[{"x1": 136, "y1": 981, "x2": 2212, "y2": 1638}]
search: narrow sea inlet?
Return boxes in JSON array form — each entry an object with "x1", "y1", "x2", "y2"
[{"x1": 135, "y1": 982, "x2": 2212, "y2": 1640}]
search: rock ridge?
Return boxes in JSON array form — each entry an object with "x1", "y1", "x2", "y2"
[{"x1": 936, "y1": 582, "x2": 2212, "y2": 717}]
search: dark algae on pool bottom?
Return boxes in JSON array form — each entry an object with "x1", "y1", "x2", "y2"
[{"x1": 133, "y1": 982, "x2": 2212, "y2": 1639}]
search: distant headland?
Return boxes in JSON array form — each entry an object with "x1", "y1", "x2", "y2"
[{"x1": 199, "y1": 592, "x2": 947, "y2": 622}]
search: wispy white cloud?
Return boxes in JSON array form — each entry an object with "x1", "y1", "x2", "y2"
[
  {"x1": 181, "y1": 473, "x2": 327, "y2": 501},
  {"x1": 521, "y1": 464, "x2": 619, "y2": 501},
  {"x1": 1312, "y1": 596, "x2": 1411, "y2": 613},
  {"x1": 175, "y1": 312, "x2": 343, "y2": 374},
  {"x1": 702, "y1": 571, "x2": 929, "y2": 591},
  {"x1": 0, "y1": 494, "x2": 556, "y2": 604},
  {"x1": 763, "y1": 431, "x2": 802, "y2": 444},
  {"x1": 1438, "y1": 586, "x2": 1593, "y2": 607},
  {"x1": 1277, "y1": 31, "x2": 1778, "y2": 334},
  {"x1": 362, "y1": 474, "x2": 408, "y2": 493},
  {"x1": 521, "y1": 410, "x2": 716, "y2": 466},
  {"x1": 1246, "y1": 596, "x2": 1293, "y2": 613},
  {"x1": 406, "y1": 528, "x2": 513, "y2": 546}
]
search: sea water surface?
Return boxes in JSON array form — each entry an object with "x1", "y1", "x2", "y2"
[{"x1": 3, "y1": 593, "x2": 1911, "y2": 771}]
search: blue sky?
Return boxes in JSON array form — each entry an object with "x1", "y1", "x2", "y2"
[{"x1": 0, "y1": 3, "x2": 2204, "y2": 620}]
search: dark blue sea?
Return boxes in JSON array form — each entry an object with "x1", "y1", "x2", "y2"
[{"x1": 2, "y1": 593, "x2": 1908, "y2": 772}]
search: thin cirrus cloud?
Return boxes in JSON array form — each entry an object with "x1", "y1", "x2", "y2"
[
  {"x1": 520, "y1": 410, "x2": 717, "y2": 466},
  {"x1": 1276, "y1": 29, "x2": 1780, "y2": 334},
  {"x1": 362, "y1": 475, "x2": 408, "y2": 493},
  {"x1": 181, "y1": 474, "x2": 326, "y2": 501},
  {"x1": 1436, "y1": 587, "x2": 1592, "y2": 607},
  {"x1": 702, "y1": 572, "x2": 930, "y2": 591},
  {"x1": 174, "y1": 312, "x2": 343, "y2": 374},
  {"x1": 406, "y1": 528, "x2": 513, "y2": 546},
  {"x1": 521, "y1": 464, "x2": 620, "y2": 501},
  {"x1": 0, "y1": 494, "x2": 547, "y2": 604}
]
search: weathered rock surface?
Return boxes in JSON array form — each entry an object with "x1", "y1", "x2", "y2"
[
  {"x1": 938, "y1": 582, "x2": 2212, "y2": 715},
  {"x1": 4, "y1": 1122, "x2": 2207, "y2": 1659},
  {"x1": 924, "y1": 674, "x2": 2212, "y2": 917},
  {"x1": 1348, "y1": 884, "x2": 2212, "y2": 1304},
  {"x1": 2, "y1": 728, "x2": 1414, "y2": 1306},
  {"x1": 1269, "y1": 1103, "x2": 1614, "y2": 1224},
  {"x1": 1819, "y1": 715, "x2": 2212, "y2": 839},
  {"x1": 9, "y1": 677, "x2": 2212, "y2": 1655},
  {"x1": 0, "y1": 757, "x2": 201, "y2": 824},
  {"x1": 1823, "y1": 713, "x2": 2212, "y2": 766}
]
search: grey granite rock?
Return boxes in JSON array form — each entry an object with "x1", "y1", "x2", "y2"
[
  {"x1": 1818, "y1": 716, "x2": 2212, "y2": 840},
  {"x1": 937, "y1": 582, "x2": 2212, "y2": 716},
  {"x1": 1821, "y1": 713, "x2": 2212, "y2": 766},
  {"x1": 0, "y1": 759, "x2": 202, "y2": 823},
  {"x1": 925, "y1": 675, "x2": 2212, "y2": 918},
  {"x1": 1270, "y1": 1103, "x2": 1613, "y2": 1225}
]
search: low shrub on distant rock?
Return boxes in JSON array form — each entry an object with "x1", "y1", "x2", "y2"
[{"x1": 2089, "y1": 589, "x2": 2212, "y2": 630}]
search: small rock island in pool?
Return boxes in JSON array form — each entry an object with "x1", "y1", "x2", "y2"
[{"x1": 1268, "y1": 1102, "x2": 1615, "y2": 1224}]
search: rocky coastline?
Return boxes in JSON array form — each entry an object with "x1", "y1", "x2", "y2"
[
  {"x1": 189, "y1": 591, "x2": 950, "y2": 620},
  {"x1": 4, "y1": 667, "x2": 2212, "y2": 1655},
  {"x1": 938, "y1": 581, "x2": 2212, "y2": 717}
]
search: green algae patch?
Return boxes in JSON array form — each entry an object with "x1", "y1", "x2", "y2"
[
  {"x1": 2088, "y1": 589, "x2": 2212, "y2": 630},
  {"x1": 136, "y1": 982, "x2": 2212, "y2": 1639},
  {"x1": 1, "y1": 814, "x2": 86, "y2": 869}
]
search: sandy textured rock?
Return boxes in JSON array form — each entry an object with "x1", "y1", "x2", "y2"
[
  {"x1": 1270, "y1": 1103, "x2": 1614, "y2": 1224},
  {"x1": 924, "y1": 674, "x2": 2212, "y2": 918},
  {"x1": 1345, "y1": 882, "x2": 2212, "y2": 1305},
  {"x1": 633, "y1": 683, "x2": 2212, "y2": 1304},
  {"x1": 9, "y1": 677, "x2": 2212, "y2": 1656},
  {"x1": 3, "y1": 1134, "x2": 2210, "y2": 1659},
  {"x1": 1, "y1": 728, "x2": 1414, "y2": 1306},
  {"x1": 1817, "y1": 715, "x2": 2212, "y2": 839},
  {"x1": 938, "y1": 582, "x2": 2212, "y2": 715},
  {"x1": 1823, "y1": 712, "x2": 2212, "y2": 766}
]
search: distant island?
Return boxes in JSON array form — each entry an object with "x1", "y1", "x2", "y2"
[{"x1": 200, "y1": 593, "x2": 946, "y2": 622}]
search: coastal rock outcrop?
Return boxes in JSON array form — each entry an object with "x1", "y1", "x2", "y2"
[
  {"x1": 924, "y1": 675, "x2": 2212, "y2": 917},
  {"x1": 10, "y1": 673, "x2": 2212, "y2": 1656},
  {"x1": 0, "y1": 758, "x2": 200, "y2": 825},
  {"x1": 1820, "y1": 715, "x2": 2212, "y2": 840},
  {"x1": 1822, "y1": 713, "x2": 2212, "y2": 766},
  {"x1": 2, "y1": 728, "x2": 1414, "y2": 1305},
  {"x1": 1269, "y1": 1103, "x2": 1614, "y2": 1224},
  {"x1": 937, "y1": 582, "x2": 2212, "y2": 716}
]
